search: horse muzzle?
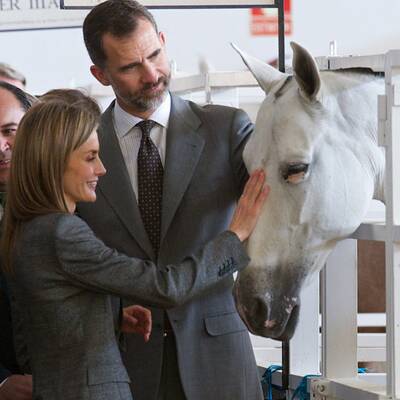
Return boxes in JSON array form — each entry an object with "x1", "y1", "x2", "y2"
[{"x1": 234, "y1": 280, "x2": 301, "y2": 340}]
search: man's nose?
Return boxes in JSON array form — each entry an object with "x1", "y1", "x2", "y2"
[{"x1": 141, "y1": 61, "x2": 158, "y2": 83}]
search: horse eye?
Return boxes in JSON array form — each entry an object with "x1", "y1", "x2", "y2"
[{"x1": 281, "y1": 163, "x2": 309, "y2": 184}]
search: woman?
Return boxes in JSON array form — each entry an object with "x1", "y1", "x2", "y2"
[{"x1": 2, "y1": 89, "x2": 268, "y2": 400}]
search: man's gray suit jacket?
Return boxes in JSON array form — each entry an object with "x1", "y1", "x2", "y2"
[
  {"x1": 8, "y1": 213, "x2": 248, "y2": 400},
  {"x1": 78, "y1": 94, "x2": 263, "y2": 400}
]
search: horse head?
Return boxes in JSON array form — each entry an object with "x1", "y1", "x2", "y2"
[{"x1": 233, "y1": 42, "x2": 385, "y2": 340}]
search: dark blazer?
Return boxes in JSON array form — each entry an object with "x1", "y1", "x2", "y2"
[
  {"x1": 0, "y1": 270, "x2": 20, "y2": 383},
  {"x1": 77, "y1": 94, "x2": 263, "y2": 400},
  {"x1": 8, "y1": 213, "x2": 249, "y2": 400}
]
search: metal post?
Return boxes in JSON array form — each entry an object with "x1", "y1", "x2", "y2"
[
  {"x1": 281, "y1": 341, "x2": 290, "y2": 399},
  {"x1": 322, "y1": 240, "x2": 358, "y2": 379},
  {"x1": 277, "y1": 0, "x2": 285, "y2": 72},
  {"x1": 384, "y1": 50, "x2": 400, "y2": 400}
]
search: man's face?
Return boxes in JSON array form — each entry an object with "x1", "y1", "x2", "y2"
[
  {"x1": 0, "y1": 88, "x2": 25, "y2": 190},
  {"x1": 91, "y1": 18, "x2": 171, "y2": 117}
]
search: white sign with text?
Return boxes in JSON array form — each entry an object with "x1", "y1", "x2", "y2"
[{"x1": 0, "y1": 0, "x2": 87, "y2": 31}]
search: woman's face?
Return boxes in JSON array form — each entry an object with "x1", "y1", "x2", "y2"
[{"x1": 63, "y1": 130, "x2": 106, "y2": 213}]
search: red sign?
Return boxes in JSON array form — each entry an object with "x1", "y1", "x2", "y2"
[{"x1": 250, "y1": 0, "x2": 292, "y2": 36}]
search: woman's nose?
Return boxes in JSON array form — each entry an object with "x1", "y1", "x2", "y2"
[{"x1": 96, "y1": 158, "x2": 106, "y2": 176}]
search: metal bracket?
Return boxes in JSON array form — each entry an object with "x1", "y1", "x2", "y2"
[
  {"x1": 310, "y1": 378, "x2": 331, "y2": 400},
  {"x1": 378, "y1": 94, "x2": 387, "y2": 147}
]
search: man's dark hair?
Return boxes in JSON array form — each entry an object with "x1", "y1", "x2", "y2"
[
  {"x1": 83, "y1": 0, "x2": 158, "y2": 68},
  {"x1": 0, "y1": 81, "x2": 36, "y2": 112}
]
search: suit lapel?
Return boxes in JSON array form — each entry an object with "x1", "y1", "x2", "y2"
[
  {"x1": 97, "y1": 103, "x2": 156, "y2": 260},
  {"x1": 161, "y1": 95, "x2": 204, "y2": 243}
]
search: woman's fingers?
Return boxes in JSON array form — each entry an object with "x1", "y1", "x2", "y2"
[
  {"x1": 253, "y1": 184, "x2": 270, "y2": 215},
  {"x1": 240, "y1": 169, "x2": 266, "y2": 207},
  {"x1": 228, "y1": 169, "x2": 269, "y2": 242},
  {"x1": 241, "y1": 169, "x2": 264, "y2": 199}
]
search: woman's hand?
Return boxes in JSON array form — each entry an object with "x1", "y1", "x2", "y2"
[
  {"x1": 228, "y1": 169, "x2": 269, "y2": 242},
  {"x1": 121, "y1": 305, "x2": 152, "y2": 342}
]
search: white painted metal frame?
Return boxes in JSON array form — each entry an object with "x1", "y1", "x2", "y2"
[
  {"x1": 61, "y1": 0, "x2": 275, "y2": 8},
  {"x1": 322, "y1": 240, "x2": 358, "y2": 379},
  {"x1": 383, "y1": 50, "x2": 400, "y2": 400},
  {"x1": 309, "y1": 51, "x2": 400, "y2": 400}
]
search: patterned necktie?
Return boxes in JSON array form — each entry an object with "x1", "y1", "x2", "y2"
[{"x1": 137, "y1": 120, "x2": 163, "y2": 255}]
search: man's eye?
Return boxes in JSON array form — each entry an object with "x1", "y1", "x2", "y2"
[
  {"x1": 121, "y1": 64, "x2": 137, "y2": 72},
  {"x1": 149, "y1": 49, "x2": 161, "y2": 59}
]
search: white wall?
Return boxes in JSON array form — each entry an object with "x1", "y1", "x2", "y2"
[{"x1": 0, "y1": 0, "x2": 399, "y2": 95}]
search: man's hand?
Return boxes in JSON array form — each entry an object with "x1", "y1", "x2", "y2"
[
  {"x1": 121, "y1": 305, "x2": 152, "y2": 342},
  {"x1": 0, "y1": 374, "x2": 32, "y2": 400}
]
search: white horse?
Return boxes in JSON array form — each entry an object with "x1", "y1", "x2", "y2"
[{"x1": 232, "y1": 42, "x2": 385, "y2": 340}]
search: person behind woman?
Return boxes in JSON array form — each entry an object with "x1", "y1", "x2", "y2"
[{"x1": 1, "y1": 89, "x2": 268, "y2": 400}]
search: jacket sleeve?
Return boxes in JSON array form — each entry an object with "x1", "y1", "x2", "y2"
[
  {"x1": 229, "y1": 108, "x2": 253, "y2": 194},
  {"x1": 54, "y1": 215, "x2": 249, "y2": 309}
]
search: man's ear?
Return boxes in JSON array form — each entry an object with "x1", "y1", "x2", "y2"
[
  {"x1": 159, "y1": 31, "x2": 166, "y2": 46},
  {"x1": 90, "y1": 65, "x2": 111, "y2": 86}
]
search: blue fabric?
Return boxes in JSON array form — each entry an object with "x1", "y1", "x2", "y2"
[
  {"x1": 262, "y1": 366, "x2": 369, "y2": 400},
  {"x1": 261, "y1": 365, "x2": 284, "y2": 400},
  {"x1": 291, "y1": 374, "x2": 320, "y2": 400}
]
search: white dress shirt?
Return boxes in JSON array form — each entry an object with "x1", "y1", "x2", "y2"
[{"x1": 112, "y1": 94, "x2": 171, "y2": 198}]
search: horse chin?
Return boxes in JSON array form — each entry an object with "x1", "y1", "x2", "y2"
[{"x1": 268, "y1": 305, "x2": 300, "y2": 341}]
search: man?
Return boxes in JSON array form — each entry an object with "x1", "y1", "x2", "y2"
[
  {"x1": 0, "y1": 81, "x2": 34, "y2": 400},
  {"x1": 0, "y1": 64, "x2": 26, "y2": 90},
  {"x1": 79, "y1": 1, "x2": 263, "y2": 399}
]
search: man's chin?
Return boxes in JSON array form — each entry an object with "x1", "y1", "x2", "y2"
[{"x1": 132, "y1": 92, "x2": 166, "y2": 112}]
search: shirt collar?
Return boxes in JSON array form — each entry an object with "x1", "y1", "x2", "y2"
[{"x1": 113, "y1": 92, "x2": 171, "y2": 138}]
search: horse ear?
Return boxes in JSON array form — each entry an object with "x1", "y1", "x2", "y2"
[
  {"x1": 231, "y1": 43, "x2": 288, "y2": 94},
  {"x1": 291, "y1": 42, "x2": 321, "y2": 101}
]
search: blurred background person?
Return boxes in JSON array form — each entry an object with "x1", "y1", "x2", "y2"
[
  {"x1": 0, "y1": 64, "x2": 26, "y2": 90},
  {"x1": 0, "y1": 81, "x2": 34, "y2": 400}
]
